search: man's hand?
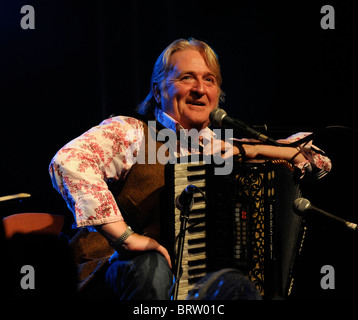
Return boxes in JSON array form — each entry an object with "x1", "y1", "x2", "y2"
[
  {"x1": 204, "y1": 138, "x2": 306, "y2": 165},
  {"x1": 202, "y1": 139, "x2": 257, "y2": 159},
  {"x1": 95, "y1": 221, "x2": 172, "y2": 269},
  {"x1": 122, "y1": 233, "x2": 172, "y2": 268}
]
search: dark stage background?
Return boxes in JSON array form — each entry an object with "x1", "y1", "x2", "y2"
[{"x1": 1, "y1": 0, "x2": 358, "y2": 299}]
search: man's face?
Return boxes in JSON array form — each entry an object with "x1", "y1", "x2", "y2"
[{"x1": 157, "y1": 49, "x2": 220, "y2": 130}]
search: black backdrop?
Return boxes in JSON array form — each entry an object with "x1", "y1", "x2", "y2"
[{"x1": 1, "y1": 0, "x2": 358, "y2": 299}]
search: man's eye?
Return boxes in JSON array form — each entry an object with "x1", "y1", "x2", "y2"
[{"x1": 181, "y1": 75, "x2": 192, "y2": 81}]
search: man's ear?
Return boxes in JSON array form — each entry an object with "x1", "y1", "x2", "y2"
[{"x1": 152, "y1": 82, "x2": 161, "y2": 103}]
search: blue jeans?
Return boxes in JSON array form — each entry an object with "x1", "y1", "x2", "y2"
[{"x1": 105, "y1": 251, "x2": 173, "y2": 300}]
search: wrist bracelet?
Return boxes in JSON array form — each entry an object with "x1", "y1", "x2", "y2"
[
  {"x1": 234, "y1": 144, "x2": 246, "y2": 163},
  {"x1": 237, "y1": 144, "x2": 246, "y2": 157},
  {"x1": 289, "y1": 147, "x2": 302, "y2": 163},
  {"x1": 110, "y1": 226, "x2": 134, "y2": 250}
]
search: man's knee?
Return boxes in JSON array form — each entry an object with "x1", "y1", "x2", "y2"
[{"x1": 131, "y1": 251, "x2": 173, "y2": 299}]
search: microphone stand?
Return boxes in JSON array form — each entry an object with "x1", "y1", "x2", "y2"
[{"x1": 172, "y1": 200, "x2": 192, "y2": 300}]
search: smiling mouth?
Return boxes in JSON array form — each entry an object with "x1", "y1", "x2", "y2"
[{"x1": 186, "y1": 100, "x2": 206, "y2": 106}]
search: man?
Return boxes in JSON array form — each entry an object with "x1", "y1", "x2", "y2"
[{"x1": 49, "y1": 38, "x2": 331, "y2": 299}]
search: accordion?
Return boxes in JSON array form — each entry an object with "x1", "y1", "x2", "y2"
[{"x1": 162, "y1": 158, "x2": 305, "y2": 300}]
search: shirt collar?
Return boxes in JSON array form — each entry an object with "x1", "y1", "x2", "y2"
[{"x1": 154, "y1": 107, "x2": 216, "y2": 142}]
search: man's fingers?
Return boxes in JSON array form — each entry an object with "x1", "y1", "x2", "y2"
[
  {"x1": 146, "y1": 237, "x2": 172, "y2": 269},
  {"x1": 124, "y1": 234, "x2": 172, "y2": 268},
  {"x1": 157, "y1": 245, "x2": 172, "y2": 269},
  {"x1": 203, "y1": 140, "x2": 234, "y2": 157}
]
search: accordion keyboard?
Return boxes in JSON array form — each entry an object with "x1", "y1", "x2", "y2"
[{"x1": 171, "y1": 161, "x2": 207, "y2": 300}]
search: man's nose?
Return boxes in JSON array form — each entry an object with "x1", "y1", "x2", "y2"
[{"x1": 192, "y1": 79, "x2": 206, "y2": 96}]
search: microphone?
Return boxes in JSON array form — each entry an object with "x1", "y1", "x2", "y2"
[
  {"x1": 209, "y1": 108, "x2": 279, "y2": 146},
  {"x1": 293, "y1": 197, "x2": 358, "y2": 232},
  {"x1": 175, "y1": 185, "x2": 196, "y2": 211}
]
